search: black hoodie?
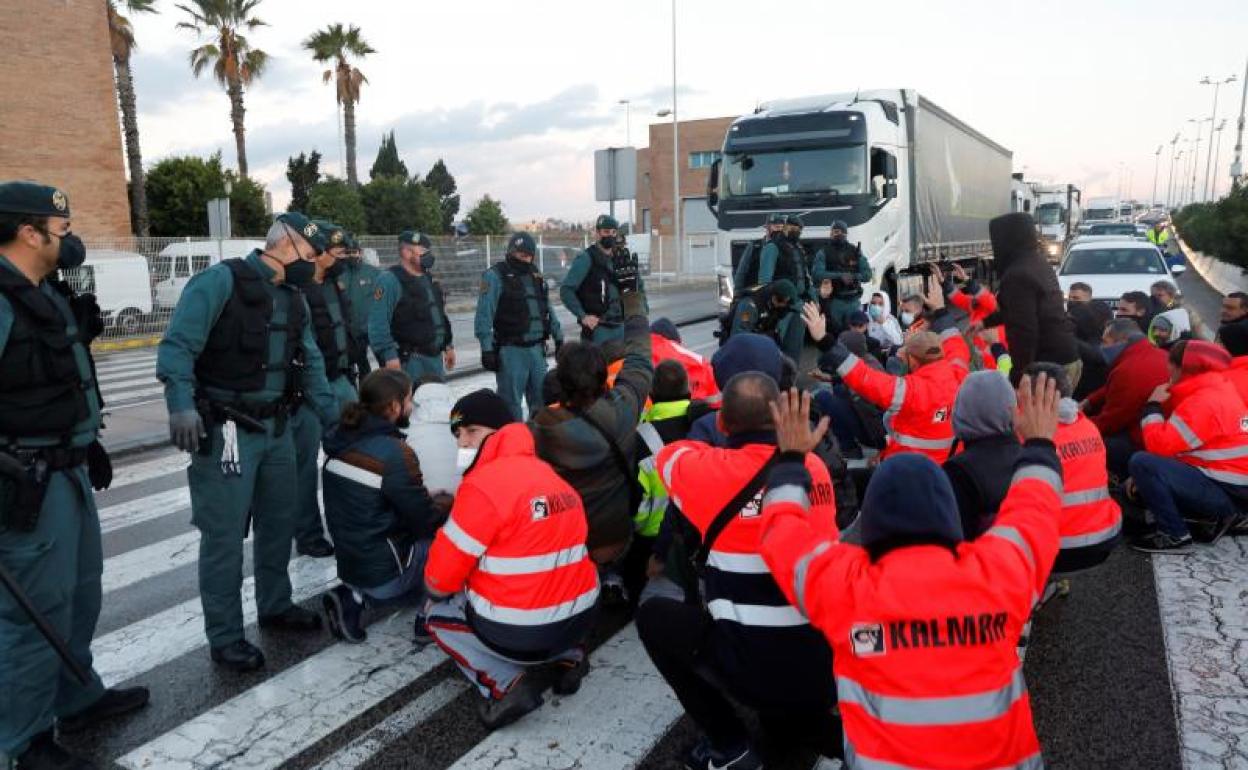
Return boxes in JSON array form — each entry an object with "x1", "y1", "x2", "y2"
[{"x1": 983, "y1": 212, "x2": 1078, "y2": 382}]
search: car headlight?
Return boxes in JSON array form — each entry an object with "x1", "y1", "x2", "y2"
[{"x1": 1047, "y1": 243, "x2": 1059, "y2": 256}]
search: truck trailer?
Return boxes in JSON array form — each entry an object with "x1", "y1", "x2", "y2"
[{"x1": 706, "y1": 88, "x2": 1013, "y2": 307}]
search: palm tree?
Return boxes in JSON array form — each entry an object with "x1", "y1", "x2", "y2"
[
  {"x1": 176, "y1": 0, "x2": 269, "y2": 177},
  {"x1": 108, "y1": 0, "x2": 157, "y2": 236},
  {"x1": 303, "y1": 24, "x2": 374, "y2": 186}
]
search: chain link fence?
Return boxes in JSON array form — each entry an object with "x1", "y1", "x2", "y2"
[{"x1": 70, "y1": 232, "x2": 717, "y2": 346}]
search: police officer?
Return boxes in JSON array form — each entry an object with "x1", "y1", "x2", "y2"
[
  {"x1": 732, "y1": 214, "x2": 787, "y2": 295},
  {"x1": 784, "y1": 214, "x2": 814, "y2": 297},
  {"x1": 284, "y1": 220, "x2": 357, "y2": 559},
  {"x1": 813, "y1": 219, "x2": 872, "y2": 333},
  {"x1": 340, "y1": 234, "x2": 380, "y2": 378},
  {"x1": 1, "y1": 182, "x2": 149, "y2": 768},
  {"x1": 157, "y1": 212, "x2": 342, "y2": 672},
  {"x1": 560, "y1": 214, "x2": 641, "y2": 345},
  {"x1": 750, "y1": 216, "x2": 808, "y2": 361},
  {"x1": 475, "y1": 232, "x2": 564, "y2": 419},
  {"x1": 370, "y1": 231, "x2": 455, "y2": 381}
]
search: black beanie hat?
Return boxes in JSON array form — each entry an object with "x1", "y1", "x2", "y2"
[
  {"x1": 1219, "y1": 321, "x2": 1248, "y2": 357},
  {"x1": 449, "y1": 389, "x2": 516, "y2": 434}
]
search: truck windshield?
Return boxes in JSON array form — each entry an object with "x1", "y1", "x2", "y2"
[
  {"x1": 1085, "y1": 208, "x2": 1115, "y2": 221},
  {"x1": 721, "y1": 145, "x2": 867, "y2": 200},
  {"x1": 1036, "y1": 204, "x2": 1064, "y2": 225}
]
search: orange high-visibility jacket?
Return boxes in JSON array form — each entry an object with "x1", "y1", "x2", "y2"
[
  {"x1": 1140, "y1": 370, "x2": 1248, "y2": 487},
  {"x1": 1053, "y1": 411, "x2": 1122, "y2": 564}
]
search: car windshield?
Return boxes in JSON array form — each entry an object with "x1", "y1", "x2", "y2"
[
  {"x1": 1087, "y1": 224, "x2": 1137, "y2": 236},
  {"x1": 721, "y1": 145, "x2": 868, "y2": 199},
  {"x1": 1036, "y1": 204, "x2": 1064, "y2": 225},
  {"x1": 1061, "y1": 248, "x2": 1166, "y2": 275}
]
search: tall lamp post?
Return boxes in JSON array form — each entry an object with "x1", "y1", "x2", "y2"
[
  {"x1": 1165, "y1": 133, "x2": 1180, "y2": 209},
  {"x1": 1209, "y1": 119, "x2": 1228, "y2": 200},
  {"x1": 1150, "y1": 144, "x2": 1162, "y2": 208},
  {"x1": 665, "y1": 0, "x2": 681, "y2": 272},
  {"x1": 1200, "y1": 75, "x2": 1237, "y2": 201},
  {"x1": 618, "y1": 98, "x2": 634, "y2": 228},
  {"x1": 1186, "y1": 118, "x2": 1210, "y2": 206}
]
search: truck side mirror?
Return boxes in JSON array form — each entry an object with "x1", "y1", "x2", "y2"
[
  {"x1": 883, "y1": 153, "x2": 897, "y2": 179},
  {"x1": 883, "y1": 181, "x2": 898, "y2": 199},
  {"x1": 706, "y1": 158, "x2": 721, "y2": 212}
]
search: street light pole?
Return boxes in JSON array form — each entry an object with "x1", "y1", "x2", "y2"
[
  {"x1": 670, "y1": 0, "x2": 681, "y2": 272},
  {"x1": 1168, "y1": 149, "x2": 1183, "y2": 209},
  {"x1": 1200, "y1": 75, "x2": 1237, "y2": 201},
  {"x1": 618, "y1": 98, "x2": 633, "y2": 227},
  {"x1": 1232, "y1": 56, "x2": 1248, "y2": 191},
  {"x1": 1165, "y1": 133, "x2": 1180, "y2": 209},
  {"x1": 1209, "y1": 119, "x2": 1228, "y2": 200},
  {"x1": 1150, "y1": 144, "x2": 1162, "y2": 208}
]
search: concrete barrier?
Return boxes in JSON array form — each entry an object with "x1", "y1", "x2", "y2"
[{"x1": 1178, "y1": 239, "x2": 1245, "y2": 296}]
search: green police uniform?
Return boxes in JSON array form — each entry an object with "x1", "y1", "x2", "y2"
[
  {"x1": 813, "y1": 240, "x2": 872, "y2": 331},
  {"x1": 340, "y1": 253, "x2": 380, "y2": 376},
  {"x1": 0, "y1": 248, "x2": 109, "y2": 758},
  {"x1": 476, "y1": 235, "x2": 564, "y2": 419},
  {"x1": 156, "y1": 250, "x2": 340, "y2": 649},
  {"x1": 754, "y1": 239, "x2": 808, "y2": 362},
  {"x1": 369, "y1": 267, "x2": 452, "y2": 383},
  {"x1": 560, "y1": 246, "x2": 648, "y2": 345}
]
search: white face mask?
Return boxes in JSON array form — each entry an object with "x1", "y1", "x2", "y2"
[
  {"x1": 900, "y1": 311, "x2": 916, "y2": 326},
  {"x1": 455, "y1": 446, "x2": 479, "y2": 471}
]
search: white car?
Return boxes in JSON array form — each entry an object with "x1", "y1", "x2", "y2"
[{"x1": 1057, "y1": 239, "x2": 1186, "y2": 304}]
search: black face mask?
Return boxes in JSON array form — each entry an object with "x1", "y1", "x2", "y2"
[
  {"x1": 786, "y1": 232, "x2": 800, "y2": 243},
  {"x1": 831, "y1": 233, "x2": 847, "y2": 244},
  {"x1": 325, "y1": 261, "x2": 346, "y2": 280},
  {"x1": 396, "y1": 414, "x2": 411, "y2": 429},
  {"x1": 506, "y1": 255, "x2": 533, "y2": 272},
  {"x1": 54, "y1": 232, "x2": 86, "y2": 270},
  {"x1": 284, "y1": 259, "x2": 315, "y2": 286},
  {"x1": 598, "y1": 236, "x2": 616, "y2": 250},
  {"x1": 419, "y1": 253, "x2": 435, "y2": 271}
]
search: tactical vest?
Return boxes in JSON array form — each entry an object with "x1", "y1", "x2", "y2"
[
  {"x1": 0, "y1": 268, "x2": 90, "y2": 440},
  {"x1": 825, "y1": 241, "x2": 865, "y2": 297},
  {"x1": 492, "y1": 261, "x2": 552, "y2": 346},
  {"x1": 390, "y1": 266, "x2": 448, "y2": 357},
  {"x1": 306, "y1": 281, "x2": 347, "y2": 380},
  {"x1": 574, "y1": 246, "x2": 614, "y2": 317},
  {"x1": 743, "y1": 237, "x2": 797, "y2": 287},
  {"x1": 194, "y1": 259, "x2": 304, "y2": 395}
]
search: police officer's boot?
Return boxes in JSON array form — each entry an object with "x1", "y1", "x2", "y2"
[
  {"x1": 57, "y1": 687, "x2": 150, "y2": 734},
  {"x1": 13, "y1": 729, "x2": 96, "y2": 769},
  {"x1": 210, "y1": 639, "x2": 266, "y2": 672},
  {"x1": 258, "y1": 604, "x2": 323, "y2": 632}
]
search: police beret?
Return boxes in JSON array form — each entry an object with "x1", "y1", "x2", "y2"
[
  {"x1": 0, "y1": 181, "x2": 71, "y2": 217},
  {"x1": 399, "y1": 230, "x2": 432, "y2": 249},
  {"x1": 276, "y1": 212, "x2": 328, "y2": 254},
  {"x1": 312, "y1": 219, "x2": 346, "y2": 248},
  {"x1": 766, "y1": 213, "x2": 787, "y2": 225},
  {"x1": 594, "y1": 214, "x2": 620, "y2": 230},
  {"x1": 507, "y1": 232, "x2": 537, "y2": 256}
]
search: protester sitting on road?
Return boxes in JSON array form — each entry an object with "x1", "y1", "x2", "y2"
[
  {"x1": 1115, "y1": 291, "x2": 1155, "y2": 335},
  {"x1": 1150, "y1": 279, "x2": 1209, "y2": 340},
  {"x1": 760, "y1": 377, "x2": 1063, "y2": 770},
  {"x1": 866, "y1": 291, "x2": 904, "y2": 350},
  {"x1": 1082, "y1": 318, "x2": 1170, "y2": 480},
  {"x1": 1217, "y1": 291, "x2": 1248, "y2": 343},
  {"x1": 530, "y1": 282, "x2": 652, "y2": 566},
  {"x1": 1023, "y1": 362, "x2": 1122, "y2": 575},
  {"x1": 942, "y1": 371, "x2": 1022, "y2": 540},
  {"x1": 425, "y1": 389, "x2": 597, "y2": 729},
  {"x1": 687, "y1": 333, "x2": 784, "y2": 446},
  {"x1": 405, "y1": 377, "x2": 461, "y2": 495},
  {"x1": 1067, "y1": 282, "x2": 1094, "y2": 305},
  {"x1": 981, "y1": 212, "x2": 1079, "y2": 387},
  {"x1": 1222, "y1": 322, "x2": 1248, "y2": 403},
  {"x1": 898, "y1": 293, "x2": 926, "y2": 336},
  {"x1": 1128, "y1": 341, "x2": 1248, "y2": 552},
  {"x1": 844, "y1": 311, "x2": 884, "y2": 361},
  {"x1": 639, "y1": 373, "x2": 841, "y2": 770},
  {"x1": 806, "y1": 289, "x2": 971, "y2": 466},
  {"x1": 1067, "y1": 298, "x2": 1114, "y2": 400},
  {"x1": 1148, "y1": 308, "x2": 1193, "y2": 350},
  {"x1": 650, "y1": 317, "x2": 719, "y2": 401},
  {"x1": 322, "y1": 370, "x2": 443, "y2": 644}
]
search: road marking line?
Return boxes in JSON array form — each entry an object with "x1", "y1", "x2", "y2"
[
  {"x1": 101, "y1": 530, "x2": 201, "y2": 595},
  {"x1": 98, "y1": 487, "x2": 189, "y2": 534},
  {"x1": 312, "y1": 679, "x2": 467, "y2": 770},
  {"x1": 104, "y1": 451, "x2": 187, "y2": 490}
]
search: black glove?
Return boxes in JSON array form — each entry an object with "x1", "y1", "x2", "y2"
[
  {"x1": 610, "y1": 248, "x2": 641, "y2": 293},
  {"x1": 70, "y1": 292, "x2": 105, "y2": 343},
  {"x1": 481, "y1": 350, "x2": 499, "y2": 372},
  {"x1": 818, "y1": 342, "x2": 853, "y2": 374},
  {"x1": 86, "y1": 440, "x2": 112, "y2": 491}
]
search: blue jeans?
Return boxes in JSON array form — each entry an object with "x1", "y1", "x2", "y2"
[
  {"x1": 814, "y1": 386, "x2": 878, "y2": 453},
  {"x1": 1129, "y1": 454, "x2": 1243, "y2": 538},
  {"x1": 357, "y1": 539, "x2": 431, "y2": 606}
]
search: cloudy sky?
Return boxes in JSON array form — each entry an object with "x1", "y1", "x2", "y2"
[{"x1": 128, "y1": 0, "x2": 1248, "y2": 221}]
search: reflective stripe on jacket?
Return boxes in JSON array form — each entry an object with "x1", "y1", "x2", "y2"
[
  {"x1": 1053, "y1": 412, "x2": 1122, "y2": 565},
  {"x1": 1140, "y1": 371, "x2": 1248, "y2": 486}
]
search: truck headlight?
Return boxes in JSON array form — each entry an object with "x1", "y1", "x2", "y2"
[{"x1": 1047, "y1": 243, "x2": 1059, "y2": 256}]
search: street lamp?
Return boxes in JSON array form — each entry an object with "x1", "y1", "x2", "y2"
[
  {"x1": 1200, "y1": 75, "x2": 1237, "y2": 201},
  {"x1": 618, "y1": 99, "x2": 635, "y2": 228},
  {"x1": 1209, "y1": 119, "x2": 1229, "y2": 200},
  {"x1": 1186, "y1": 118, "x2": 1211, "y2": 206},
  {"x1": 1165, "y1": 133, "x2": 1180, "y2": 209},
  {"x1": 1150, "y1": 144, "x2": 1162, "y2": 208}
]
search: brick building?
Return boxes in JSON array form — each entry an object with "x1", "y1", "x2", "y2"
[
  {"x1": 635, "y1": 116, "x2": 736, "y2": 236},
  {"x1": 0, "y1": 0, "x2": 132, "y2": 237}
]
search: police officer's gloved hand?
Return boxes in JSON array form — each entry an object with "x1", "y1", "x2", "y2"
[
  {"x1": 86, "y1": 440, "x2": 112, "y2": 491},
  {"x1": 71, "y1": 292, "x2": 106, "y2": 342},
  {"x1": 818, "y1": 342, "x2": 854, "y2": 375},
  {"x1": 481, "y1": 350, "x2": 499, "y2": 372},
  {"x1": 169, "y1": 410, "x2": 206, "y2": 453},
  {"x1": 611, "y1": 249, "x2": 641, "y2": 293}
]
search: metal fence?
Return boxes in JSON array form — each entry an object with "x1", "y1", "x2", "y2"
[{"x1": 70, "y1": 232, "x2": 718, "y2": 344}]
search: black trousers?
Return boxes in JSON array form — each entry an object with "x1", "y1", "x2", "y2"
[{"x1": 636, "y1": 597, "x2": 841, "y2": 756}]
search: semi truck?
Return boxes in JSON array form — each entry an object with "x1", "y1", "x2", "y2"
[
  {"x1": 1034, "y1": 184, "x2": 1082, "y2": 260},
  {"x1": 705, "y1": 88, "x2": 1013, "y2": 308}
]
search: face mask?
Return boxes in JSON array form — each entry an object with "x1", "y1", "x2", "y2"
[
  {"x1": 1101, "y1": 341, "x2": 1130, "y2": 366},
  {"x1": 787, "y1": 232, "x2": 800, "y2": 244},
  {"x1": 456, "y1": 446, "x2": 478, "y2": 471},
  {"x1": 868, "y1": 304, "x2": 883, "y2": 321},
  {"x1": 831, "y1": 233, "x2": 846, "y2": 244},
  {"x1": 325, "y1": 260, "x2": 346, "y2": 280},
  {"x1": 900, "y1": 311, "x2": 916, "y2": 326},
  {"x1": 396, "y1": 413, "x2": 411, "y2": 429},
  {"x1": 419, "y1": 253, "x2": 435, "y2": 271},
  {"x1": 598, "y1": 236, "x2": 616, "y2": 250},
  {"x1": 55, "y1": 232, "x2": 86, "y2": 270},
  {"x1": 506, "y1": 255, "x2": 532, "y2": 272},
  {"x1": 284, "y1": 259, "x2": 315, "y2": 286}
]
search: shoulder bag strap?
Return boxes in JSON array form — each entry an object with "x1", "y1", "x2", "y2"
[{"x1": 693, "y1": 449, "x2": 779, "y2": 569}]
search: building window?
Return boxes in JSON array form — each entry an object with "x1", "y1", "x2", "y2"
[{"x1": 688, "y1": 151, "x2": 720, "y2": 170}]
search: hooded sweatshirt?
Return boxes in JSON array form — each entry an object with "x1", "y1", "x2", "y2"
[
  {"x1": 405, "y1": 381, "x2": 461, "y2": 494},
  {"x1": 687, "y1": 333, "x2": 784, "y2": 446},
  {"x1": 983, "y1": 212, "x2": 1078, "y2": 382},
  {"x1": 867, "y1": 292, "x2": 904, "y2": 348},
  {"x1": 1068, "y1": 300, "x2": 1114, "y2": 399},
  {"x1": 1147, "y1": 307, "x2": 1192, "y2": 349},
  {"x1": 943, "y1": 372, "x2": 1023, "y2": 539}
]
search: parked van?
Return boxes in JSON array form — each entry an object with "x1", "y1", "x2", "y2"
[
  {"x1": 153, "y1": 239, "x2": 263, "y2": 310},
  {"x1": 62, "y1": 250, "x2": 154, "y2": 335}
]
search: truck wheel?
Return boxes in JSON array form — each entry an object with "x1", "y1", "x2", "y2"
[{"x1": 117, "y1": 308, "x2": 142, "y2": 336}]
